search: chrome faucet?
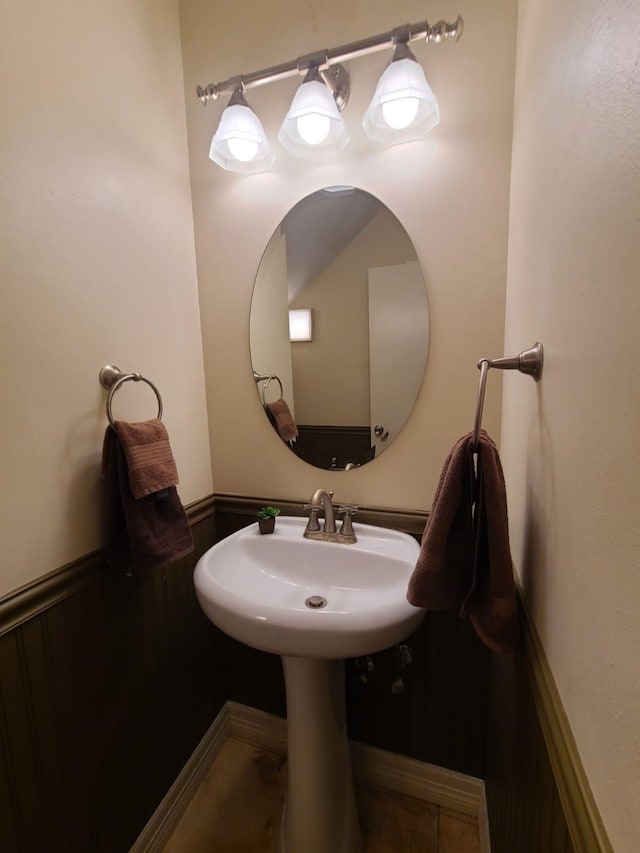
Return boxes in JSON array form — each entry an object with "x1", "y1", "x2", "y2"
[{"x1": 303, "y1": 489, "x2": 358, "y2": 544}]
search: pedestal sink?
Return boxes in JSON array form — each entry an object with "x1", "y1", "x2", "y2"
[{"x1": 194, "y1": 516, "x2": 424, "y2": 853}]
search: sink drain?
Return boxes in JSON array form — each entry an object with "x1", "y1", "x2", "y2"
[{"x1": 305, "y1": 595, "x2": 327, "y2": 609}]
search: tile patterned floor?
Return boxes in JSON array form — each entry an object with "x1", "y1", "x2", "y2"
[{"x1": 163, "y1": 738, "x2": 480, "y2": 852}]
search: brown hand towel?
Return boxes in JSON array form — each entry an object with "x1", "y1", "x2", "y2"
[
  {"x1": 113, "y1": 418, "x2": 179, "y2": 499},
  {"x1": 407, "y1": 430, "x2": 520, "y2": 653},
  {"x1": 265, "y1": 398, "x2": 299, "y2": 442},
  {"x1": 102, "y1": 425, "x2": 194, "y2": 576},
  {"x1": 406, "y1": 433, "x2": 476, "y2": 610},
  {"x1": 462, "y1": 431, "x2": 520, "y2": 653}
]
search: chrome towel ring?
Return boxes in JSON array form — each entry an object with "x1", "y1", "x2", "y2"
[{"x1": 99, "y1": 364, "x2": 163, "y2": 428}]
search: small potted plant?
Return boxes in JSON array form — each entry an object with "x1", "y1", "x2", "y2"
[{"x1": 257, "y1": 505, "x2": 280, "y2": 534}]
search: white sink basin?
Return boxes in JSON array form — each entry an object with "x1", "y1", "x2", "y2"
[{"x1": 194, "y1": 516, "x2": 424, "y2": 658}]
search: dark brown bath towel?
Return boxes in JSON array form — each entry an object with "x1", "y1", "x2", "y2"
[
  {"x1": 265, "y1": 398, "x2": 299, "y2": 442},
  {"x1": 102, "y1": 424, "x2": 193, "y2": 576},
  {"x1": 407, "y1": 430, "x2": 520, "y2": 653}
]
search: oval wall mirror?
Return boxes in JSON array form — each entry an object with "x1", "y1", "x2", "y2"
[{"x1": 249, "y1": 186, "x2": 429, "y2": 470}]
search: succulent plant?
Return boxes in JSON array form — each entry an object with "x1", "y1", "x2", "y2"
[{"x1": 257, "y1": 506, "x2": 280, "y2": 520}]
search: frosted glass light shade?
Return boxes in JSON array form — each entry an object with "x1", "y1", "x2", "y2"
[
  {"x1": 209, "y1": 96, "x2": 274, "y2": 174},
  {"x1": 363, "y1": 56, "x2": 440, "y2": 145},
  {"x1": 278, "y1": 78, "x2": 349, "y2": 160}
]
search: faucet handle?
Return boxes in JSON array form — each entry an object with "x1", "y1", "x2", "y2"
[
  {"x1": 336, "y1": 505, "x2": 359, "y2": 541},
  {"x1": 336, "y1": 504, "x2": 359, "y2": 516},
  {"x1": 302, "y1": 503, "x2": 321, "y2": 532}
]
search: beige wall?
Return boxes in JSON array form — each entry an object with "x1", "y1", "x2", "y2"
[
  {"x1": 180, "y1": 0, "x2": 515, "y2": 508},
  {"x1": 0, "y1": 0, "x2": 212, "y2": 595},
  {"x1": 502, "y1": 0, "x2": 640, "y2": 848}
]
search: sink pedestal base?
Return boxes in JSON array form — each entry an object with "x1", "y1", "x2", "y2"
[{"x1": 279, "y1": 656, "x2": 360, "y2": 853}]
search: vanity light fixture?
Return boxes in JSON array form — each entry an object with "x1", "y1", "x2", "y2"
[
  {"x1": 289, "y1": 309, "x2": 313, "y2": 342},
  {"x1": 278, "y1": 66, "x2": 349, "y2": 160},
  {"x1": 208, "y1": 87, "x2": 274, "y2": 174},
  {"x1": 196, "y1": 15, "x2": 463, "y2": 173}
]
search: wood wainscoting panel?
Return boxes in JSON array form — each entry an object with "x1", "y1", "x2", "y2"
[
  {"x1": 485, "y1": 648, "x2": 576, "y2": 853},
  {"x1": 485, "y1": 588, "x2": 612, "y2": 853},
  {"x1": 520, "y1": 592, "x2": 613, "y2": 853},
  {"x1": 212, "y1": 492, "x2": 427, "y2": 539},
  {"x1": 0, "y1": 499, "x2": 221, "y2": 853}
]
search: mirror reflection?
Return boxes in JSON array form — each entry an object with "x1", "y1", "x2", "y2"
[{"x1": 250, "y1": 187, "x2": 429, "y2": 470}]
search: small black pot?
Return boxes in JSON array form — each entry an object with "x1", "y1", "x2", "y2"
[{"x1": 258, "y1": 517, "x2": 276, "y2": 534}]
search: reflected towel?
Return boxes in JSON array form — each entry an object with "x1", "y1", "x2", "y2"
[
  {"x1": 265, "y1": 398, "x2": 299, "y2": 442},
  {"x1": 102, "y1": 424, "x2": 193, "y2": 576},
  {"x1": 407, "y1": 430, "x2": 520, "y2": 653}
]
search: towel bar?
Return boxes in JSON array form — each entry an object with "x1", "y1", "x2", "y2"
[
  {"x1": 99, "y1": 364, "x2": 163, "y2": 427},
  {"x1": 472, "y1": 342, "x2": 543, "y2": 449}
]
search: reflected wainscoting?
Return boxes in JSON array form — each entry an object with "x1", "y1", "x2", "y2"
[
  {"x1": 291, "y1": 424, "x2": 375, "y2": 470},
  {"x1": 0, "y1": 492, "x2": 585, "y2": 852}
]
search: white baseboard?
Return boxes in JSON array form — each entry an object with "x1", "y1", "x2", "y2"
[{"x1": 131, "y1": 701, "x2": 491, "y2": 853}]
